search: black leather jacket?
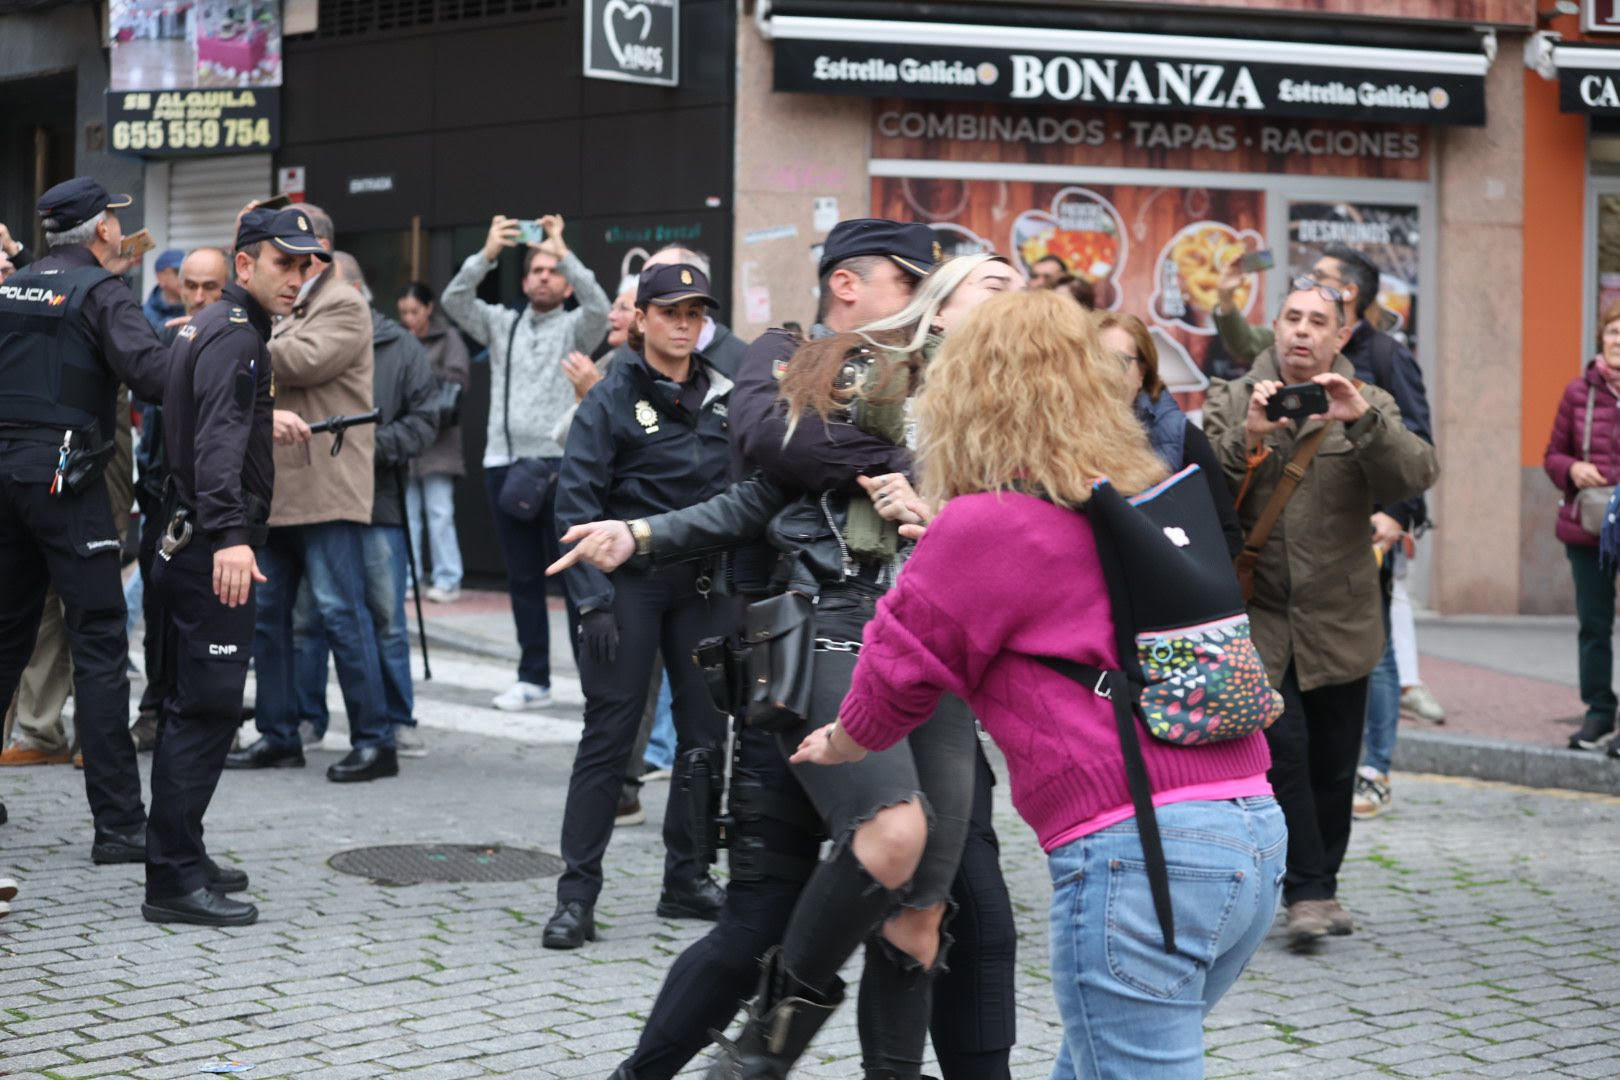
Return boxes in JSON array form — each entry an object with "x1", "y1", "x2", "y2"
[{"x1": 636, "y1": 475, "x2": 876, "y2": 597}]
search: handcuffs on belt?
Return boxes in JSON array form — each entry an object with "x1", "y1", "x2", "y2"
[{"x1": 158, "y1": 507, "x2": 193, "y2": 562}]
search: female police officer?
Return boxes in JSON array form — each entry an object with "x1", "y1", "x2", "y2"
[{"x1": 543, "y1": 263, "x2": 736, "y2": 949}]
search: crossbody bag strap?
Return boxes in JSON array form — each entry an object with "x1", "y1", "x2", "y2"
[
  {"x1": 502, "y1": 314, "x2": 520, "y2": 460},
  {"x1": 1037, "y1": 656, "x2": 1177, "y2": 955},
  {"x1": 1233, "y1": 424, "x2": 1331, "y2": 580},
  {"x1": 1584, "y1": 384, "x2": 1597, "y2": 464}
]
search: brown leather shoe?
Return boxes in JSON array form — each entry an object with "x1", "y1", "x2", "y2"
[
  {"x1": 0, "y1": 743, "x2": 72, "y2": 766},
  {"x1": 1321, "y1": 898, "x2": 1356, "y2": 936},
  {"x1": 1284, "y1": 900, "x2": 1333, "y2": 952}
]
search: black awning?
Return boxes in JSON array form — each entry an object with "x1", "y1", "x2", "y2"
[
  {"x1": 763, "y1": 7, "x2": 1492, "y2": 127},
  {"x1": 1550, "y1": 45, "x2": 1620, "y2": 114}
]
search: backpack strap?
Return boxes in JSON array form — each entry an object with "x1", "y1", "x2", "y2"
[{"x1": 1037, "y1": 655, "x2": 1177, "y2": 955}]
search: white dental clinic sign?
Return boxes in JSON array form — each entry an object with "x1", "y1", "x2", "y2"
[
  {"x1": 584, "y1": 0, "x2": 679, "y2": 87},
  {"x1": 772, "y1": 37, "x2": 1487, "y2": 127}
]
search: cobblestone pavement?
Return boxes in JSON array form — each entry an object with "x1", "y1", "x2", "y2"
[{"x1": 4, "y1": 647, "x2": 1620, "y2": 1079}]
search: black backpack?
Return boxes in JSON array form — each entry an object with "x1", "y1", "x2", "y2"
[{"x1": 1038, "y1": 465, "x2": 1282, "y2": 954}]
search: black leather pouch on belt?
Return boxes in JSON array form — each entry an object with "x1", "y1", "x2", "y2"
[
  {"x1": 59, "y1": 439, "x2": 114, "y2": 495},
  {"x1": 742, "y1": 591, "x2": 816, "y2": 733},
  {"x1": 682, "y1": 747, "x2": 724, "y2": 866}
]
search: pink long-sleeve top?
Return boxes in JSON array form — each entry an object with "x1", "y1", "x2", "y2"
[{"x1": 838, "y1": 490, "x2": 1272, "y2": 853}]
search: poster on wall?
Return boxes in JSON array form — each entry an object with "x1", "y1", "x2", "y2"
[
  {"x1": 1287, "y1": 201, "x2": 1421, "y2": 354},
  {"x1": 107, "y1": 1, "x2": 282, "y2": 156},
  {"x1": 873, "y1": 177, "x2": 1267, "y2": 388}
]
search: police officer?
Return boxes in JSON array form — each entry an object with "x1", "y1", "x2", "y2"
[
  {"x1": 0, "y1": 177, "x2": 169, "y2": 863},
  {"x1": 545, "y1": 263, "x2": 738, "y2": 949},
  {"x1": 141, "y1": 208, "x2": 328, "y2": 926}
]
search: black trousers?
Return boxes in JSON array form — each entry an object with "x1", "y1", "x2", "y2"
[
  {"x1": 1265, "y1": 664, "x2": 1369, "y2": 905},
  {"x1": 621, "y1": 739, "x2": 1019, "y2": 1080},
  {"x1": 622, "y1": 723, "x2": 822, "y2": 1080},
  {"x1": 557, "y1": 564, "x2": 734, "y2": 906},
  {"x1": 146, "y1": 539, "x2": 255, "y2": 899},
  {"x1": 0, "y1": 440, "x2": 144, "y2": 833}
]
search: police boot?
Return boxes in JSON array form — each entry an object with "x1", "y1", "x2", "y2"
[{"x1": 702, "y1": 947, "x2": 844, "y2": 1080}]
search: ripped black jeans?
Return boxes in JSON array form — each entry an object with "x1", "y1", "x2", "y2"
[{"x1": 774, "y1": 583, "x2": 979, "y2": 1076}]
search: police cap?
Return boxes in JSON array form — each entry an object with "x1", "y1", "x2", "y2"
[
  {"x1": 235, "y1": 208, "x2": 333, "y2": 261},
  {"x1": 636, "y1": 263, "x2": 718, "y2": 310},
  {"x1": 817, "y1": 218, "x2": 940, "y2": 280},
  {"x1": 37, "y1": 177, "x2": 133, "y2": 232}
]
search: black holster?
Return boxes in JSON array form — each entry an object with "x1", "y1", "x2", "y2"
[
  {"x1": 742, "y1": 591, "x2": 815, "y2": 733},
  {"x1": 59, "y1": 436, "x2": 114, "y2": 495},
  {"x1": 683, "y1": 745, "x2": 725, "y2": 868}
]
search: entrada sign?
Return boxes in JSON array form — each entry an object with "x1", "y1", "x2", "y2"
[
  {"x1": 583, "y1": 0, "x2": 679, "y2": 87},
  {"x1": 775, "y1": 40, "x2": 1486, "y2": 126}
]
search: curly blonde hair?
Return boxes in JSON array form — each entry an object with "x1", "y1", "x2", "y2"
[{"x1": 916, "y1": 290, "x2": 1168, "y2": 509}]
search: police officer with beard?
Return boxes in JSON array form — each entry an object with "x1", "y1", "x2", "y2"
[
  {"x1": 141, "y1": 208, "x2": 329, "y2": 926},
  {"x1": 0, "y1": 178, "x2": 169, "y2": 863}
]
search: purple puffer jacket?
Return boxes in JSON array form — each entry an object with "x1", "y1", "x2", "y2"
[{"x1": 1545, "y1": 361, "x2": 1620, "y2": 547}]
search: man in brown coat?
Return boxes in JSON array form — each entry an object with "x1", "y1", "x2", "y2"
[
  {"x1": 225, "y1": 205, "x2": 398, "y2": 784},
  {"x1": 1203, "y1": 279, "x2": 1438, "y2": 952}
]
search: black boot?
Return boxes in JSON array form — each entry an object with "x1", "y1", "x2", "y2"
[{"x1": 703, "y1": 947, "x2": 845, "y2": 1080}]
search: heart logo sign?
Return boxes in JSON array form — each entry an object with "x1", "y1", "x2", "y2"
[{"x1": 603, "y1": 0, "x2": 653, "y2": 68}]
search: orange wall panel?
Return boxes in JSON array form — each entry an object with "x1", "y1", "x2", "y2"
[{"x1": 1521, "y1": 71, "x2": 1588, "y2": 467}]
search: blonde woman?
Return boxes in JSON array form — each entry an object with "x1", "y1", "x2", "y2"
[{"x1": 795, "y1": 289, "x2": 1283, "y2": 1080}]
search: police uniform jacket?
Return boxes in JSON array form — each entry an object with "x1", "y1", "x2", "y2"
[
  {"x1": 0, "y1": 244, "x2": 169, "y2": 437},
  {"x1": 161, "y1": 282, "x2": 274, "y2": 551},
  {"x1": 555, "y1": 350, "x2": 734, "y2": 613}
]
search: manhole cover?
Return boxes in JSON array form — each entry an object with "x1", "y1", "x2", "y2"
[{"x1": 329, "y1": 844, "x2": 564, "y2": 885}]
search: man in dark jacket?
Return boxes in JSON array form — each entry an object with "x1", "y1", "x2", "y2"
[
  {"x1": 142, "y1": 248, "x2": 186, "y2": 332},
  {"x1": 294, "y1": 252, "x2": 438, "y2": 754}
]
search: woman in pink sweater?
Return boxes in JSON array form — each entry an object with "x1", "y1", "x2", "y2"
[{"x1": 795, "y1": 289, "x2": 1284, "y2": 1079}]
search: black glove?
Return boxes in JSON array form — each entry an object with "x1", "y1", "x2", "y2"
[{"x1": 580, "y1": 610, "x2": 619, "y2": 665}]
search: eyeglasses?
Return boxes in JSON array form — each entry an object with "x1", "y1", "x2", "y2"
[
  {"x1": 1112, "y1": 350, "x2": 1140, "y2": 369},
  {"x1": 1292, "y1": 275, "x2": 1344, "y2": 303}
]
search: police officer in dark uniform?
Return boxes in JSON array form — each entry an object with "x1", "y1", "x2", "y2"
[
  {"x1": 544, "y1": 263, "x2": 738, "y2": 949},
  {"x1": 141, "y1": 208, "x2": 329, "y2": 926},
  {"x1": 0, "y1": 177, "x2": 170, "y2": 863}
]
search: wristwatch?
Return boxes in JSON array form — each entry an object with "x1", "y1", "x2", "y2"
[{"x1": 627, "y1": 519, "x2": 652, "y2": 557}]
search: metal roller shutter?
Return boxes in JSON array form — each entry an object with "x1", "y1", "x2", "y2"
[{"x1": 168, "y1": 154, "x2": 272, "y2": 252}]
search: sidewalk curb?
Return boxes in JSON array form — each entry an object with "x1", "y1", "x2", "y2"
[{"x1": 1395, "y1": 729, "x2": 1620, "y2": 796}]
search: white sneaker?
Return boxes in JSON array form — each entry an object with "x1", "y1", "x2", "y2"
[
  {"x1": 1351, "y1": 766, "x2": 1392, "y2": 820},
  {"x1": 492, "y1": 681, "x2": 552, "y2": 711},
  {"x1": 394, "y1": 725, "x2": 428, "y2": 758},
  {"x1": 425, "y1": 585, "x2": 461, "y2": 603},
  {"x1": 0, "y1": 877, "x2": 17, "y2": 919},
  {"x1": 1400, "y1": 684, "x2": 1446, "y2": 724}
]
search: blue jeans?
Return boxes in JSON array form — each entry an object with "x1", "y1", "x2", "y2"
[
  {"x1": 406, "y1": 474, "x2": 463, "y2": 591},
  {"x1": 1047, "y1": 797, "x2": 1286, "y2": 1080},
  {"x1": 1362, "y1": 627, "x2": 1400, "y2": 775},
  {"x1": 293, "y1": 526, "x2": 414, "y2": 737},
  {"x1": 253, "y1": 522, "x2": 391, "y2": 751},
  {"x1": 644, "y1": 673, "x2": 676, "y2": 771}
]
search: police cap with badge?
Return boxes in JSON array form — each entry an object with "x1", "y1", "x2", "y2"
[
  {"x1": 36, "y1": 177, "x2": 133, "y2": 233},
  {"x1": 234, "y1": 207, "x2": 332, "y2": 261},
  {"x1": 817, "y1": 218, "x2": 941, "y2": 279},
  {"x1": 636, "y1": 263, "x2": 719, "y2": 309}
]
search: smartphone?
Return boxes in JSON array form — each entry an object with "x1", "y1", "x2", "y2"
[
  {"x1": 256, "y1": 193, "x2": 292, "y2": 211},
  {"x1": 516, "y1": 221, "x2": 545, "y2": 245},
  {"x1": 1235, "y1": 249, "x2": 1274, "y2": 274},
  {"x1": 120, "y1": 228, "x2": 155, "y2": 260},
  {"x1": 1265, "y1": 382, "x2": 1329, "y2": 422}
]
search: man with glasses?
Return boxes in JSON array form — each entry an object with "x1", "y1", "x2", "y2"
[{"x1": 1202, "y1": 280, "x2": 1438, "y2": 953}]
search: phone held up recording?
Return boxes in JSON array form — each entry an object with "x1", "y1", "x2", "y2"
[{"x1": 1264, "y1": 382, "x2": 1329, "y2": 423}]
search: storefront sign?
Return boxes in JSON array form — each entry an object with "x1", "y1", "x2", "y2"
[
  {"x1": 106, "y1": 1, "x2": 282, "y2": 157},
  {"x1": 775, "y1": 38, "x2": 1486, "y2": 126},
  {"x1": 1555, "y1": 47, "x2": 1620, "y2": 113},
  {"x1": 872, "y1": 103, "x2": 1429, "y2": 182},
  {"x1": 106, "y1": 90, "x2": 279, "y2": 156},
  {"x1": 583, "y1": 0, "x2": 679, "y2": 87},
  {"x1": 1585, "y1": 0, "x2": 1620, "y2": 33},
  {"x1": 347, "y1": 175, "x2": 395, "y2": 195}
]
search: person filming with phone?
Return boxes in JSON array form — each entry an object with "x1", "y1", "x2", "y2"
[
  {"x1": 1203, "y1": 278, "x2": 1437, "y2": 954},
  {"x1": 439, "y1": 212, "x2": 609, "y2": 713}
]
